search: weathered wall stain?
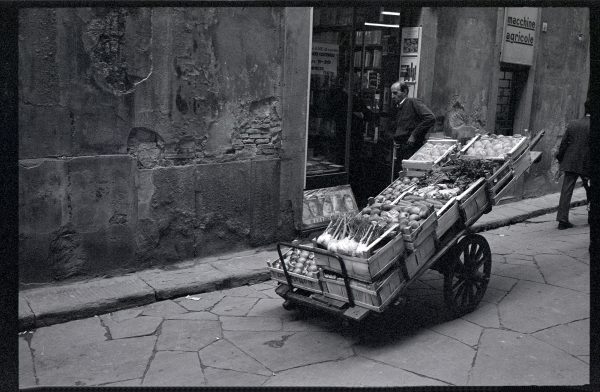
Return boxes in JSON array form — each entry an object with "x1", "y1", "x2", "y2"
[{"x1": 82, "y1": 8, "x2": 153, "y2": 95}]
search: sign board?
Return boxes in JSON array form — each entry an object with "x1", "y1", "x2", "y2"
[
  {"x1": 501, "y1": 7, "x2": 539, "y2": 66},
  {"x1": 400, "y1": 27, "x2": 422, "y2": 98},
  {"x1": 311, "y1": 42, "x2": 339, "y2": 76},
  {"x1": 302, "y1": 185, "x2": 359, "y2": 229}
]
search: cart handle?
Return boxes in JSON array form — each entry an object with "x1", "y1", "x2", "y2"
[
  {"x1": 277, "y1": 241, "x2": 354, "y2": 307},
  {"x1": 529, "y1": 130, "x2": 545, "y2": 149}
]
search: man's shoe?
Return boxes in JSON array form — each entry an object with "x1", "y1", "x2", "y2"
[{"x1": 558, "y1": 221, "x2": 574, "y2": 230}]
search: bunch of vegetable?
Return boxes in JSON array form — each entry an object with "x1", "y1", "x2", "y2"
[
  {"x1": 464, "y1": 134, "x2": 525, "y2": 159},
  {"x1": 316, "y1": 213, "x2": 390, "y2": 257},
  {"x1": 439, "y1": 156, "x2": 503, "y2": 191}
]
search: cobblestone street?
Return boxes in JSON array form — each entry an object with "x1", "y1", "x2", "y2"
[{"x1": 19, "y1": 206, "x2": 590, "y2": 387}]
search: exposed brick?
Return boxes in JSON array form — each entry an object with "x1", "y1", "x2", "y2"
[{"x1": 255, "y1": 139, "x2": 270, "y2": 144}]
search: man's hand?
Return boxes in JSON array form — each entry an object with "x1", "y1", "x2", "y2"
[{"x1": 407, "y1": 135, "x2": 416, "y2": 144}]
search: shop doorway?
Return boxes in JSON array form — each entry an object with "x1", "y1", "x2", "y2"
[
  {"x1": 494, "y1": 65, "x2": 528, "y2": 135},
  {"x1": 306, "y1": 7, "x2": 402, "y2": 207}
]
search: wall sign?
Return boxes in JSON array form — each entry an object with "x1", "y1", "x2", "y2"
[
  {"x1": 399, "y1": 27, "x2": 422, "y2": 98},
  {"x1": 501, "y1": 7, "x2": 539, "y2": 66},
  {"x1": 302, "y1": 185, "x2": 358, "y2": 229},
  {"x1": 311, "y1": 42, "x2": 339, "y2": 76}
]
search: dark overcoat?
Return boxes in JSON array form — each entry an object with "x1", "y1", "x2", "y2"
[{"x1": 556, "y1": 116, "x2": 590, "y2": 177}]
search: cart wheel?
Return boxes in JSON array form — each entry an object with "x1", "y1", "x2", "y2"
[
  {"x1": 282, "y1": 300, "x2": 296, "y2": 311},
  {"x1": 443, "y1": 234, "x2": 491, "y2": 317}
]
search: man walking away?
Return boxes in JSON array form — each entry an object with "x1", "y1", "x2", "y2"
[
  {"x1": 389, "y1": 81, "x2": 436, "y2": 166},
  {"x1": 555, "y1": 101, "x2": 591, "y2": 229}
]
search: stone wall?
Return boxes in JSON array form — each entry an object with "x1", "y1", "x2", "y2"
[{"x1": 18, "y1": 7, "x2": 309, "y2": 284}]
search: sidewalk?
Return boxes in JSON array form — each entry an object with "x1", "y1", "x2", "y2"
[{"x1": 18, "y1": 187, "x2": 588, "y2": 331}]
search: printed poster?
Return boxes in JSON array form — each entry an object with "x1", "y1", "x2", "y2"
[{"x1": 302, "y1": 185, "x2": 359, "y2": 229}]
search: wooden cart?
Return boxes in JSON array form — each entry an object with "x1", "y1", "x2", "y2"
[{"x1": 272, "y1": 131, "x2": 544, "y2": 322}]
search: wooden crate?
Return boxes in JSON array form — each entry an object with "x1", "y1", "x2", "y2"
[
  {"x1": 401, "y1": 210, "x2": 437, "y2": 243},
  {"x1": 321, "y1": 267, "x2": 405, "y2": 312},
  {"x1": 435, "y1": 197, "x2": 460, "y2": 238},
  {"x1": 460, "y1": 135, "x2": 529, "y2": 162},
  {"x1": 268, "y1": 266, "x2": 323, "y2": 294},
  {"x1": 402, "y1": 139, "x2": 458, "y2": 172},
  {"x1": 505, "y1": 136, "x2": 530, "y2": 161},
  {"x1": 403, "y1": 233, "x2": 437, "y2": 279},
  {"x1": 456, "y1": 178, "x2": 491, "y2": 227},
  {"x1": 312, "y1": 232, "x2": 405, "y2": 283}
]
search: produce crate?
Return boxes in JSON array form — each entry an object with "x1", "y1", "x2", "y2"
[
  {"x1": 403, "y1": 233, "x2": 437, "y2": 279},
  {"x1": 268, "y1": 264, "x2": 323, "y2": 294},
  {"x1": 321, "y1": 266, "x2": 405, "y2": 311},
  {"x1": 404, "y1": 221, "x2": 437, "y2": 251},
  {"x1": 435, "y1": 197, "x2": 460, "y2": 238},
  {"x1": 506, "y1": 136, "x2": 530, "y2": 161},
  {"x1": 312, "y1": 232, "x2": 405, "y2": 283},
  {"x1": 460, "y1": 135, "x2": 529, "y2": 162},
  {"x1": 401, "y1": 210, "x2": 437, "y2": 243},
  {"x1": 402, "y1": 139, "x2": 458, "y2": 172},
  {"x1": 456, "y1": 178, "x2": 491, "y2": 227}
]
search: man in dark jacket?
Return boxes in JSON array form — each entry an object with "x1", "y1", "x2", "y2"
[
  {"x1": 555, "y1": 101, "x2": 591, "y2": 229},
  {"x1": 389, "y1": 81, "x2": 436, "y2": 164}
]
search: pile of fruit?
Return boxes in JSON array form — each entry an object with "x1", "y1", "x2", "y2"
[
  {"x1": 409, "y1": 142, "x2": 455, "y2": 162},
  {"x1": 375, "y1": 176, "x2": 419, "y2": 203},
  {"x1": 271, "y1": 248, "x2": 320, "y2": 278},
  {"x1": 359, "y1": 197, "x2": 435, "y2": 235},
  {"x1": 464, "y1": 134, "x2": 524, "y2": 159}
]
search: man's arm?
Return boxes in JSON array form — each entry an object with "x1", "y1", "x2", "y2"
[
  {"x1": 556, "y1": 124, "x2": 572, "y2": 162},
  {"x1": 409, "y1": 100, "x2": 435, "y2": 142}
]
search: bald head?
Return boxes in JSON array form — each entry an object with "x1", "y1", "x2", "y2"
[{"x1": 391, "y1": 81, "x2": 409, "y2": 104}]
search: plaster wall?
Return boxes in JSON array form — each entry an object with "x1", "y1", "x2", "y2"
[
  {"x1": 525, "y1": 8, "x2": 590, "y2": 198},
  {"x1": 430, "y1": 8, "x2": 498, "y2": 135},
  {"x1": 18, "y1": 7, "x2": 309, "y2": 284}
]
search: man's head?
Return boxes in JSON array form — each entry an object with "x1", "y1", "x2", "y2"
[{"x1": 391, "y1": 82, "x2": 409, "y2": 105}]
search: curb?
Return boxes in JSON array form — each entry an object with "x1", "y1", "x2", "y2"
[{"x1": 18, "y1": 197, "x2": 588, "y2": 331}]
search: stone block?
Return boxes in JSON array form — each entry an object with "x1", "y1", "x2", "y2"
[
  {"x1": 19, "y1": 105, "x2": 72, "y2": 159},
  {"x1": 19, "y1": 159, "x2": 68, "y2": 234},
  {"x1": 249, "y1": 159, "x2": 280, "y2": 245},
  {"x1": 67, "y1": 155, "x2": 137, "y2": 232}
]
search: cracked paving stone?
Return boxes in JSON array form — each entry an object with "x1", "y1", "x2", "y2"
[
  {"x1": 104, "y1": 316, "x2": 162, "y2": 339},
  {"x1": 499, "y1": 280, "x2": 589, "y2": 334},
  {"x1": 166, "y1": 312, "x2": 219, "y2": 321},
  {"x1": 265, "y1": 355, "x2": 448, "y2": 386},
  {"x1": 31, "y1": 317, "x2": 107, "y2": 354},
  {"x1": 282, "y1": 313, "x2": 339, "y2": 332},
  {"x1": 220, "y1": 316, "x2": 282, "y2": 331},
  {"x1": 141, "y1": 300, "x2": 187, "y2": 317},
  {"x1": 203, "y1": 367, "x2": 268, "y2": 386},
  {"x1": 469, "y1": 329, "x2": 588, "y2": 385},
  {"x1": 19, "y1": 337, "x2": 36, "y2": 388},
  {"x1": 481, "y1": 287, "x2": 508, "y2": 304},
  {"x1": 101, "y1": 308, "x2": 144, "y2": 323},
  {"x1": 156, "y1": 320, "x2": 222, "y2": 351},
  {"x1": 32, "y1": 336, "x2": 156, "y2": 386},
  {"x1": 198, "y1": 339, "x2": 272, "y2": 376},
  {"x1": 578, "y1": 356, "x2": 589, "y2": 364},
  {"x1": 355, "y1": 328, "x2": 475, "y2": 385},
  {"x1": 224, "y1": 330, "x2": 354, "y2": 372},
  {"x1": 427, "y1": 317, "x2": 483, "y2": 347},
  {"x1": 534, "y1": 254, "x2": 589, "y2": 293},
  {"x1": 246, "y1": 298, "x2": 295, "y2": 319},
  {"x1": 250, "y1": 282, "x2": 277, "y2": 291},
  {"x1": 142, "y1": 351, "x2": 204, "y2": 386},
  {"x1": 487, "y1": 275, "x2": 518, "y2": 292},
  {"x1": 176, "y1": 291, "x2": 226, "y2": 311},
  {"x1": 220, "y1": 285, "x2": 270, "y2": 298},
  {"x1": 460, "y1": 302, "x2": 500, "y2": 329},
  {"x1": 532, "y1": 319, "x2": 589, "y2": 357},
  {"x1": 491, "y1": 263, "x2": 545, "y2": 283},
  {"x1": 210, "y1": 296, "x2": 259, "y2": 316}
]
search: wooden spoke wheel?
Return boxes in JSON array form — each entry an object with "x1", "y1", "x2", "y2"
[{"x1": 443, "y1": 234, "x2": 492, "y2": 317}]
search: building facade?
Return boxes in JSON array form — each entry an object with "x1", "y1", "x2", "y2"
[{"x1": 18, "y1": 7, "x2": 589, "y2": 284}]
